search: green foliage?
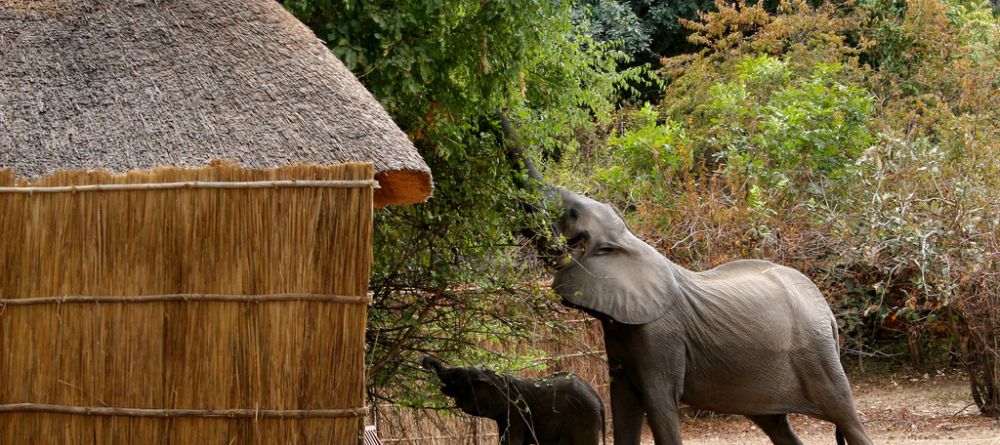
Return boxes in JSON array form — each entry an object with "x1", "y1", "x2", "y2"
[
  {"x1": 946, "y1": 0, "x2": 1000, "y2": 51},
  {"x1": 282, "y1": 0, "x2": 636, "y2": 406},
  {"x1": 592, "y1": 104, "x2": 689, "y2": 202},
  {"x1": 859, "y1": 0, "x2": 1000, "y2": 100},
  {"x1": 630, "y1": 0, "x2": 720, "y2": 55},
  {"x1": 575, "y1": 0, "x2": 652, "y2": 58},
  {"x1": 571, "y1": 0, "x2": 719, "y2": 59},
  {"x1": 587, "y1": 52, "x2": 874, "y2": 211},
  {"x1": 855, "y1": 0, "x2": 917, "y2": 75},
  {"x1": 708, "y1": 58, "x2": 874, "y2": 193},
  {"x1": 284, "y1": 0, "x2": 624, "y2": 147}
]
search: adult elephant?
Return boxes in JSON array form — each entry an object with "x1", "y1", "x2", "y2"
[{"x1": 550, "y1": 189, "x2": 873, "y2": 445}]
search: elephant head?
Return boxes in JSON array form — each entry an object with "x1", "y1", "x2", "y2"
[
  {"x1": 495, "y1": 117, "x2": 678, "y2": 324},
  {"x1": 551, "y1": 190, "x2": 680, "y2": 325},
  {"x1": 422, "y1": 356, "x2": 510, "y2": 418}
]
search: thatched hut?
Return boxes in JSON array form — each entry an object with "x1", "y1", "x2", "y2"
[{"x1": 0, "y1": 0, "x2": 431, "y2": 443}]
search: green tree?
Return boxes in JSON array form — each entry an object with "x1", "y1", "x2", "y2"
[
  {"x1": 282, "y1": 0, "x2": 636, "y2": 406},
  {"x1": 629, "y1": 0, "x2": 719, "y2": 56}
]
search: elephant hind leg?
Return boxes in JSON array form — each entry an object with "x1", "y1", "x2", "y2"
[
  {"x1": 567, "y1": 419, "x2": 603, "y2": 445},
  {"x1": 812, "y1": 402, "x2": 872, "y2": 445},
  {"x1": 808, "y1": 382, "x2": 873, "y2": 445},
  {"x1": 746, "y1": 414, "x2": 804, "y2": 445},
  {"x1": 831, "y1": 415, "x2": 874, "y2": 445}
]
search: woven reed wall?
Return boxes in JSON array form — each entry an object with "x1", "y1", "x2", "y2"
[{"x1": 0, "y1": 163, "x2": 374, "y2": 444}]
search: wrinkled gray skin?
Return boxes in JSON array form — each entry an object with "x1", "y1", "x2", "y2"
[
  {"x1": 551, "y1": 190, "x2": 874, "y2": 445},
  {"x1": 423, "y1": 356, "x2": 605, "y2": 445}
]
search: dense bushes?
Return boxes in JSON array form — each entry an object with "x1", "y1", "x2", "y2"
[
  {"x1": 854, "y1": 1, "x2": 999, "y2": 412},
  {"x1": 557, "y1": 0, "x2": 1000, "y2": 416}
]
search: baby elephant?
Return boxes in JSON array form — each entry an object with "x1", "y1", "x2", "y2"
[{"x1": 422, "y1": 356, "x2": 605, "y2": 445}]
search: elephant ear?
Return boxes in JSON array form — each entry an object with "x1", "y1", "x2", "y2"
[{"x1": 553, "y1": 238, "x2": 679, "y2": 325}]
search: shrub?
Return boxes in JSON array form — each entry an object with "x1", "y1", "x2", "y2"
[
  {"x1": 591, "y1": 104, "x2": 689, "y2": 204},
  {"x1": 703, "y1": 55, "x2": 874, "y2": 203}
]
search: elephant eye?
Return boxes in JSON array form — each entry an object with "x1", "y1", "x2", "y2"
[
  {"x1": 568, "y1": 207, "x2": 579, "y2": 219},
  {"x1": 593, "y1": 243, "x2": 619, "y2": 255}
]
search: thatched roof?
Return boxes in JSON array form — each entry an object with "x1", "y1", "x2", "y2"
[{"x1": 0, "y1": 0, "x2": 431, "y2": 207}]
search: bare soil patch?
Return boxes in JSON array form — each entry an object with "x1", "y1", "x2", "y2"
[{"x1": 642, "y1": 367, "x2": 1000, "y2": 444}]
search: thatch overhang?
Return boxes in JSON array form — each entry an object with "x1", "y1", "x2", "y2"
[{"x1": 0, "y1": 0, "x2": 432, "y2": 207}]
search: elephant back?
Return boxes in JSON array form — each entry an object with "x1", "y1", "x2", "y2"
[
  {"x1": 541, "y1": 372, "x2": 604, "y2": 412},
  {"x1": 683, "y1": 259, "x2": 837, "y2": 350}
]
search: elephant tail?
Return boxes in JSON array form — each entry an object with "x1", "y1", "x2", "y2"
[
  {"x1": 835, "y1": 427, "x2": 845, "y2": 445},
  {"x1": 601, "y1": 405, "x2": 607, "y2": 445}
]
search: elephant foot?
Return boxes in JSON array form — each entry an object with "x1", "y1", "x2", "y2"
[
  {"x1": 834, "y1": 421, "x2": 874, "y2": 445},
  {"x1": 745, "y1": 415, "x2": 804, "y2": 445}
]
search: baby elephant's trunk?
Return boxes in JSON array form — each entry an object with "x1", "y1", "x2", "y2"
[{"x1": 421, "y1": 356, "x2": 445, "y2": 374}]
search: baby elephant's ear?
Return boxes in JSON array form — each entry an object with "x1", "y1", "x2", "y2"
[
  {"x1": 472, "y1": 368, "x2": 495, "y2": 384},
  {"x1": 463, "y1": 367, "x2": 481, "y2": 382}
]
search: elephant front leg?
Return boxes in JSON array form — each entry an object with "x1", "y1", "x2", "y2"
[
  {"x1": 610, "y1": 373, "x2": 645, "y2": 445},
  {"x1": 636, "y1": 362, "x2": 684, "y2": 444},
  {"x1": 643, "y1": 396, "x2": 683, "y2": 445},
  {"x1": 497, "y1": 418, "x2": 526, "y2": 445}
]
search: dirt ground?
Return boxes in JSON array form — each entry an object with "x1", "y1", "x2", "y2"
[{"x1": 646, "y1": 367, "x2": 1000, "y2": 445}]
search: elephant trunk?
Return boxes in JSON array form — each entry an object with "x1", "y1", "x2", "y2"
[
  {"x1": 495, "y1": 111, "x2": 564, "y2": 266},
  {"x1": 495, "y1": 111, "x2": 546, "y2": 186}
]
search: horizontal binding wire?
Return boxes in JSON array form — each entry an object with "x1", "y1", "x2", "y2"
[
  {"x1": 0, "y1": 293, "x2": 373, "y2": 306},
  {"x1": 0, "y1": 403, "x2": 367, "y2": 419},
  {"x1": 0, "y1": 179, "x2": 379, "y2": 193}
]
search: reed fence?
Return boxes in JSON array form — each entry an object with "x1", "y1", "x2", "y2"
[{"x1": 0, "y1": 163, "x2": 375, "y2": 444}]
